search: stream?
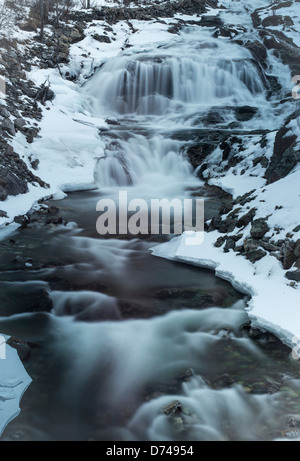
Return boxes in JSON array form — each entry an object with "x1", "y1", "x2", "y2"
[{"x1": 1, "y1": 8, "x2": 300, "y2": 441}]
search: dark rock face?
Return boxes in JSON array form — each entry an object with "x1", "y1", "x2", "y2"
[
  {"x1": 186, "y1": 143, "x2": 216, "y2": 168},
  {"x1": 244, "y1": 41, "x2": 268, "y2": 67},
  {"x1": 265, "y1": 126, "x2": 299, "y2": 184},
  {"x1": 260, "y1": 29, "x2": 300, "y2": 76},
  {"x1": 234, "y1": 106, "x2": 258, "y2": 122},
  {"x1": 0, "y1": 171, "x2": 28, "y2": 201}
]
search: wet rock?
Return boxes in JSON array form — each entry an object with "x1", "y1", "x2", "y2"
[
  {"x1": 260, "y1": 28, "x2": 300, "y2": 77},
  {"x1": 14, "y1": 215, "x2": 29, "y2": 228},
  {"x1": 248, "y1": 327, "x2": 264, "y2": 339},
  {"x1": 234, "y1": 106, "x2": 258, "y2": 122},
  {"x1": 177, "y1": 368, "x2": 194, "y2": 381},
  {"x1": 186, "y1": 143, "x2": 216, "y2": 168},
  {"x1": 198, "y1": 110, "x2": 225, "y2": 126},
  {"x1": 250, "y1": 219, "x2": 269, "y2": 239},
  {"x1": 244, "y1": 40, "x2": 268, "y2": 67},
  {"x1": 164, "y1": 400, "x2": 182, "y2": 416},
  {"x1": 173, "y1": 416, "x2": 184, "y2": 433},
  {"x1": 215, "y1": 373, "x2": 235, "y2": 388},
  {"x1": 288, "y1": 415, "x2": 300, "y2": 428}
]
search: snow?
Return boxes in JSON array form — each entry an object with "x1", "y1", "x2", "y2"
[
  {"x1": 255, "y1": 0, "x2": 300, "y2": 48},
  {"x1": 0, "y1": 338, "x2": 32, "y2": 438},
  {"x1": 152, "y1": 228, "x2": 300, "y2": 350}
]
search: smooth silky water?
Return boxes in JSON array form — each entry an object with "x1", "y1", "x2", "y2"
[{"x1": 0, "y1": 23, "x2": 299, "y2": 441}]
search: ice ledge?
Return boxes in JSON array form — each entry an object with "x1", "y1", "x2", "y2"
[
  {"x1": 0, "y1": 337, "x2": 32, "y2": 438},
  {"x1": 151, "y1": 231, "x2": 300, "y2": 350}
]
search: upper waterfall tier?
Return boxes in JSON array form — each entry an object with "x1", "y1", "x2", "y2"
[{"x1": 85, "y1": 54, "x2": 265, "y2": 116}]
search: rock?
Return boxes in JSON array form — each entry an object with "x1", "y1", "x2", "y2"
[
  {"x1": 1, "y1": 117, "x2": 16, "y2": 136},
  {"x1": 200, "y1": 15, "x2": 223, "y2": 28},
  {"x1": 224, "y1": 238, "x2": 236, "y2": 253},
  {"x1": 265, "y1": 125, "x2": 299, "y2": 184},
  {"x1": 0, "y1": 171, "x2": 28, "y2": 200},
  {"x1": 186, "y1": 143, "x2": 215, "y2": 168},
  {"x1": 36, "y1": 85, "x2": 55, "y2": 104},
  {"x1": 197, "y1": 109, "x2": 225, "y2": 126},
  {"x1": 214, "y1": 236, "x2": 226, "y2": 248},
  {"x1": 244, "y1": 40, "x2": 268, "y2": 67},
  {"x1": 246, "y1": 249, "x2": 267, "y2": 263},
  {"x1": 0, "y1": 106, "x2": 10, "y2": 118},
  {"x1": 288, "y1": 416, "x2": 300, "y2": 428},
  {"x1": 294, "y1": 240, "x2": 300, "y2": 258},
  {"x1": 262, "y1": 15, "x2": 293, "y2": 28},
  {"x1": 92, "y1": 34, "x2": 111, "y2": 43},
  {"x1": 234, "y1": 106, "x2": 258, "y2": 122},
  {"x1": 173, "y1": 416, "x2": 184, "y2": 433},
  {"x1": 14, "y1": 215, "x2": 29, "y2": 228},
  {"x1": 14, "y1": 117, "x2": 26, "y2": 131},
  {"x1": 250, "y1": 219, "x2": 269, "y2": 239},
  {"x1": 177, "y1": 368, "x2": 194, "y2": 381},
  {"x1": 285, "y1": 271, "x2": 300, "y2": 282},
  {"x1": 164, "y1": 400, "x2": 182, "y2": 416},
  {"x1": 236, "y1": 209, "x2": 256, "y2": 228},
  {"x1": 6, "y1": 337, "x2": 33, "y2": 362},
  {"x1": 243, "y1": 238, "x2": 258, "y2": 252},
  {"x1": 295, "y1": 259, "x2": 300, "y2": 269},
  {"x1": 282, "y1": 240, "x2": 296, "y2": 269}
]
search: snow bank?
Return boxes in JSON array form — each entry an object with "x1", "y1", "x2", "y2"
[{"x1": 151, "y1": 230, "x2": 300, "y2": 349}]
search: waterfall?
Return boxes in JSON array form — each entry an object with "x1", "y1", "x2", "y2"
[
  {"x1": 85, "y1": 55, "x2": 265, "y2": 116},
  {"x1": 94, "y1": 134, "x2": 197, "y2": 194}
]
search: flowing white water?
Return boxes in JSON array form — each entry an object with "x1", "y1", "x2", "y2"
[{"x1": 82, "y1": 25, "x2": 280, "y2": 197}]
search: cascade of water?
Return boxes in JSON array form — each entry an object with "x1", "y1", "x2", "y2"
[
  {"x1": 83, "y1": 29, "x2": 267, "y2": 192},
  {"x1": 86, "y1": 55, "x2": 265, "y2": 116}
]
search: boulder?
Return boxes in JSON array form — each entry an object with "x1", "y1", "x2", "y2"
[{"x1": 250, "y1": 219, "x2": 269, "y2": 239}]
